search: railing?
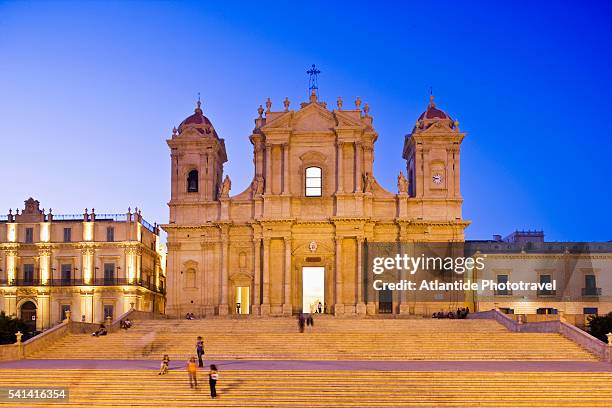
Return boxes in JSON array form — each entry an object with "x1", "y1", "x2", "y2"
[
  {"x1": 468, "y1": 309, "x2": 611, "y2": 362},
  {"x1": 582, "y1": 287, "x2": 602, "y2": 296},
  {"x1": 537, "y1": 289, "x2": 557, "y2": 297},
  {"x1": 94, "y1": 213, "x2": 128, "y2": 222},
  {"x1": 141, "y1": 218, "x2": 156, "y2": 233},
  {"x1": 0, "y1": 278, "x2": 163, "y2": 294},
  {"x1": 51, "y1": 214, "x2": 83, "y2": 221}
]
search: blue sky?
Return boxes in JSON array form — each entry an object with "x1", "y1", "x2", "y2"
[{"x1": 0, "y1": 1, "x2": 610, "y2": 241}]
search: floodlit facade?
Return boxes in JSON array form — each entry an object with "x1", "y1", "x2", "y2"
[
  {"x1": 162, "y1": 92, "x2": 469, "y2": 317},
  {"x1": 0, "y1": 198, "x2": 166, "y2": 331}
]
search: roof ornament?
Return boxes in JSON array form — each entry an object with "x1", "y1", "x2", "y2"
[
  {"x1": 337, "y1": 96, "x2": 343, "y2": 110},
  {"x1": 257, "y1": 104, "x2": 264, "y2": 118},
  {"x1": 306, "y1": 64, "x2": 321, "y2": 98},
  {"x1": 428, "y1": 87, "x2": 436, "y2": 108},
  {"x1": 265, "y1": 98, "x2": 272, "y2": 113},
  {"x1": 355, "y1": 96, "x2": 362, "y2": 110},
  {"x1": 283, "y1": 97, "x2": 290, "y2": 112},
  {"x1": 309, "y1": 88, "x2": 317, "y2": 103},
  {"x1": 363, "y1": 103, "x2": 370, "y2": 117},
  {"x1": 195, "y1": 92, "x2": 202, "y2": 113}
]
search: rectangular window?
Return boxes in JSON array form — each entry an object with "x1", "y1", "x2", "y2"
[
  {"x1": 305, "y1": 167, "x2": 322, "y2": 197},
  {"x1": 582, "y1": 274, "x2": 600, "y2": 296},
  {"x1": 538, "y1": 274, "x2": 555, "y2": 296},
  {"x1": 25, "y1": 228, "x2": 34, "y2": 243},
  {"x1": 103, "y1": 305, "x2": 114, "y2": 320},
  {"x1": 107, "y1": 227, "x2": 114, "y2": 242},
  {"x1": 103, "y1": 263, "x2": 115, "y2": 283},
  {"x1": 61, "y1": 264, "x2": 72, "y2": 284},
  {"x1": 495, "y1": 274, "x2": 510, "y2": 295},
  {"x1": 585, "y1": 274, "x2": 596, "y2": 289},
  {"x1": 583, "y1": 307, "x2": 598, "y2": 315},
  {"x1": 23, "y1": 264, "x2": 35, "y2": 284},
  {"x1": 63, "y1": 228, "x2": 72, "y2": 242}
]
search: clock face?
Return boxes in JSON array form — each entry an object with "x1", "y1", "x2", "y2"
[{"x1": 432, "y1": 174, "x2": 443, "y2": 184}]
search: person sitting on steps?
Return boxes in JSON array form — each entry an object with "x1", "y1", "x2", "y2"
[
  {"x1": 158, "y1": 354, "x2": 170, "y2": 375},
  {"x1": 92, "y1": 324, "x2": 107, "y2": 337}
]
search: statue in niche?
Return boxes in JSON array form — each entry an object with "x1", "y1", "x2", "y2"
[
  {"x1": 253, "y1": 175, "x2": 265, "y2": 195},
  {"x1": 363, "y1": 172, "x2": 373, "y2": 193},
  {"x1": 397, "y1": 171, "x2": 408, "y2": 194},
  {"x1": 219, "y1": 175, "x2": 231, "y2": 199}
]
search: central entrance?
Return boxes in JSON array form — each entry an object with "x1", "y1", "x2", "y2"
[
  {"x1": 235, "y1": 286, "x2": 250, "y2": 315},
  {"x1": 302, "y1": 267, "x2": 324, "y2": 313}
]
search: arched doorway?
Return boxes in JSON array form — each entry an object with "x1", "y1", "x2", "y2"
[{"x1": 20, "y1": 301, "x2": 37, "y2": 331}]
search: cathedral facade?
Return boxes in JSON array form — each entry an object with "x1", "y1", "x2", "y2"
[{"x1": 162, "y1": 91, "x2": 468, "y2": 317}]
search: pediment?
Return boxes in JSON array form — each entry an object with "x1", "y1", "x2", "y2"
[
  {"x1": 262, "y1": 102, "x2": 337, "y2": 132},
  {"x1": 334, "y1": 110, "x2": 365, "y2": 128},
  {"x1": 292, "y1": 104, "x2": 337, "y2": 131}
]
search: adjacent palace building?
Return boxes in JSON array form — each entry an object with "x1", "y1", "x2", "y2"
[
  {"x1": 0, "y1": 199, "x2": 165, "y2": 331},
  {"x1": 1, "y1": 90, "x2": 610, "y2": 327}
]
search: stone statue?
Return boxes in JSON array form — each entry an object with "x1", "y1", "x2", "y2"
[
  {"x1": 219, "y1": 175, "x2": 231, "y2": 199},
  {"x1": 363, "y1": 172, "x2": 373, "y2": 193},
  {"x1": 397, "y1": 171, "x2": 408, "y2": 194},
  {"x1": 253, "y1": 175, "x2": 264, "y2": 195}
]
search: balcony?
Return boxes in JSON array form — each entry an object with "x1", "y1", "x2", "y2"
[
  {"x1": 0, "y1": 278, "x2": 163, "y2": 293},
  {"x1": 582, "y1": 287, "x2": 602, "y2": 297},
  {"x1": 537, "y1": 289, "x2": 557, "y2": 297}
]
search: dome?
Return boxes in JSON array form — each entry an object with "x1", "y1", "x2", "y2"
[
  {"x1": 413, "y1": 95, "x2": 457, "y2": 132},
  {"x1": 418, "y1": 95, "x2": 451, "y2": 120},
  {"x1": 176, "y1": 101, "x2": 218, "y2": 138}
]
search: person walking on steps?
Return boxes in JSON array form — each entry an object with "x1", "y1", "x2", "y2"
[
  {"x1": 196, "y1": 336, "x2": 205, "y2": 368},
  {"x1": 187, "y1": 357, "x2": 198, "y2": 388},
  {"x1": 209, "y1": 364, "x2": 219, "y2": 399}
]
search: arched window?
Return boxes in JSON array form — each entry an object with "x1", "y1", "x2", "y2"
[
  {"x1": 305, "y1": 166, "x2": 322, "y2": 197},
  {"x1": 187, "y1": 170, "x2": 198, "y2": 192}
]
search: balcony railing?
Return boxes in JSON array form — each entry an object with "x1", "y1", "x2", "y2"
[
  {"x1": 537, "y1": 289, "x2": 557, "y2": 297},
  {"x1": 494, "y1": 289, "x2": 513, "y2": 296},
  {"x1": 582, "y1": 287, "x2": 602, "y2": 296},
  {"x1": 0, "y1": 278, "x2": 163, "y2": 293},
  {"x1": 51, "y1": 214, "x2": 83, "y2": 221},
  {"x1": 94, "y1": 213, "x2": 128, "y2": 222},
  {"x1": 141, "y1": 218, "x2": 156, "y2": 233}
]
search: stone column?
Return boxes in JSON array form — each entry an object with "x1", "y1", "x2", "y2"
[
  {"x1": 282, "y1": 143, "x2": 290, "y2": 194},
  {"x1": 261, "y1": 238, "x2": 271, "y2": 315},
  {"x1": 6, "y1": 249, "x2": 17, "y2": 284},
  {"x1": 334, "y1": 237, "x2": 344, "y2": 315},
  {"x1": 265, "y1": 145, "x2": 272, "y2": 194},
  {"x1": 82, "y1": 247, "x2": 95, "y2": 285},
  {"x1": 282, "y1": 237, "x2": 292, "y2": 315},
  {"x1": 252, "y1": 238, "x2": 261, "y2": 315},
  {"x1": 356, "y1": 237, "x2": 366, "y2": 314},
  {"x1": 336, "y1": 142, "x2": 344, "y2": 193},
  {"x1": 354, "y1": 142, "x2": 362, "y2": 193},
  {"x1": 219, "y1": 228, "x2": 229, "y2": 315},
  {"x1": 39, "y1": 248, "x2": 51, "y2": 285},
  {"x1": 399, "y1": 241, "x2": 410, "y2": 315}
]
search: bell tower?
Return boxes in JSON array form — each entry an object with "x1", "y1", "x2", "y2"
[
  {"x1": 402, "y1": 95, "x2": 465, "y2": 221},
  {"x1": 167, "y1": 100, "x2": 227, "y2": 223}
]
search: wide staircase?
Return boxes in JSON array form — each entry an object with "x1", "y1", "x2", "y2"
[
  {"x1": 1, "y1": 369, "x2": 611, "y2": 406},
  {"x1": 30, "y1": 317, "x2": 597, "y2": 361}
]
